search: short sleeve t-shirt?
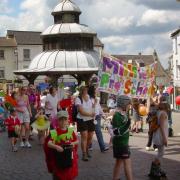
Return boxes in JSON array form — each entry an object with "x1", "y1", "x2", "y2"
[
  {"x1": 112, "y1": 112, "x2": 129, "y2": 147},
  {"x1": 75, "y1": 97, "x2": 93, "y2": 121},
  {"x1": 45, "y1": 94, "x2": 59, "y2": 116}
]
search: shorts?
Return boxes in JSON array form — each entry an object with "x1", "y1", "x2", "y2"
[
  {"x1": 18, "y1": 109, "x2": 30, "y2": 124},
  {"x1": 77, "y1": 119, "x2": 95, "y2": 132},
  {"x1": 8, "y1": 131, "x2": 18, "y2": 138},
  {"x1": 113, "y1": 145, "x2": 130, "y2": 159}
]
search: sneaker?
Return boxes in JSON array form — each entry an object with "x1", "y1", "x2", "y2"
[
  {"x1": 82, "y1": 153, "x2": 88, "y2": 161},
  {"x1": 149, "y1": 162, "x2": 162, "y2": 178},
  {"x1": 25, "y1": 141, "x2": 32, "y2": 148},
  {"x1": 88, "y1": 147, "x2": 93, "y2": 151},
  {"x1": 87, "y1": 151, "x2": 92, "y2": 158},
  {"x1": 146, "y1": 147, "x2": 151, "y2": 151},
  {"x1": 20, "y1": 141, "x2": 25, "y2": 148},
  {"x1": 12, "y1": 146, "x2": 18, "y2": 152},
  {"x1": 101, "y1": 147, "x2": 109, "y2": 152},
  {"x1": 154, "y1": 148, "x2": 158, "y2": 152}
]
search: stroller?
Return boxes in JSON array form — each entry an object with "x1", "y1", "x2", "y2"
[{"x1": 0, "y1": 106, "x2": 6, "y2": 132}]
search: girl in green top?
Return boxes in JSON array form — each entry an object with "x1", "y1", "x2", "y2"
[{"x1": 112, "y1": 95, "x2": 133, "y2": 180}]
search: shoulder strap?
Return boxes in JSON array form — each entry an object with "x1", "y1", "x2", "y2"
[
  {"x1": 50, "y1": 130, "x2": 57, "y2": 143},
  {"x1": 50, "y1": 127, "x2": 74, "y2": 143},
  {"x1": 66, "y1": 127, "x2": 74, "y2": 139},
  {"x1": 78, "y1": 96, "x2": 83, "y2": 103}
]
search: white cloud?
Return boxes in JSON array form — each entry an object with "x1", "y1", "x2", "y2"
[
  {"x1": 101, "y1": 16, "x2": 134, "y2": 31},
  {"x1": 0, "y1": 0, "x2": 54, "y2": 34},
  {"x1": 137, "y1": 9, "x2": 179, "y2": 26},
  {"x1": 0, "y1": 0, "x2": 175, "y2": 69},
  {"x1": 101, "y1": 36, "x2": 133, "y2": 48},
  {"x1": 0, "y1": 0, "x2": 13, "y2": 14}
]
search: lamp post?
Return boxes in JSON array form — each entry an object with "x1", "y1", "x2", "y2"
[{"x1": 14, "y1": 48, "x2": 18, "y2": 70}]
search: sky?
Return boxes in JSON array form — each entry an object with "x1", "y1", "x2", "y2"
[{"x1": 0, "y1": 0, "x2": 180, "y2": 68}]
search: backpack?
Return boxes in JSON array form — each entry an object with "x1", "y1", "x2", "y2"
[
  {"x1": 149, "y1": 112, "x2": 159, "y2": 133},
  {"x1": 72, "y1": 96, "x2": 82, "y2": 122}
]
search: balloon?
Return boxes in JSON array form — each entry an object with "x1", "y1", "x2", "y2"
[
  {"x1": 5, "y1": 95, "x2": 17, "y2": 107},
  {"x1": 139, "y1": 105, "x2": 147, "y2": 116},
  {"x1": 167, "y1": 86, "x2": 174, "y2": 94},
  {"x1": 176, "y1": 96, "x2": 180, "y2": 105}
]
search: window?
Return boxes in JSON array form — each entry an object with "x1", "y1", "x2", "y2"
[
  {"x1": 0, "y1": 68, "x2": 5, "y2": 79},
  {"x1": 23, "y1": 49, "x2": 30, "y2": 61},
  {"x1": 63, "y1": 14, "x2": 75, "y2": 23},
  {"x1": 176, "y1": 65, "x2": 180, "y2": 79},
  {"x1": 23, "y1": 65, "x2": 29, "y2": 69},
  {"x1": 0, "y1": 50, "x2": 5, "y2": 60}
]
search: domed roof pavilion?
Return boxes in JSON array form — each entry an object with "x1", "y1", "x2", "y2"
[{"x1": 14, "y1": 0, "x2": 100, "y2": 84}]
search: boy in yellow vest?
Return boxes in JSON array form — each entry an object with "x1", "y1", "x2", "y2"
[{"x1": 47, "y1": 110, "x2": 78, "y2": 180}]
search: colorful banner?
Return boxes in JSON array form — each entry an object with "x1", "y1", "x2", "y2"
[{"x1": 98, "y1": 55, "x2": 157, "y2": 98}]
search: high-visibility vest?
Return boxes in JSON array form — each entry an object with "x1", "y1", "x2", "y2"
[{"x1": 50, "y1": 127, "x2": 74, "y2": 144}]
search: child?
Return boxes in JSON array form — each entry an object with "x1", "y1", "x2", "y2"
[
  {"x1": 131, "y1": 98, "x2": 141, "y2": 133},
  {"x1": 149, "y1": 97, "x2": 169, "y2": 178},
  {"x1": 4, "y1": 108, "x2": 21, "y2": 152},
  {"x1": 31, "y1": 107, "x2": 50, "y2": 145},
  {"x1": 46, "y1": 110, "x2": 78, "y2": 180},
  {"x1": 112, "y1": 95, "x2": 133, "y2": 180},
  {"x1": 146, "y1": 98, "x2": 158, "y2": 151}
]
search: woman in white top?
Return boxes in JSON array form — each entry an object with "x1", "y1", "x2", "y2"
[
  {"x1": 40, "y1": 91, "x2": 47, "y2": 108},
  {"x1": 75, "y1": 85, "x2": 95, "y2": 161},
  {"x1": 149, "y1": 96, "x2": 169, "y2": 178},
  {"x1": 88, "y1": 86, "x2": 109, "y2": 152},
  {"x1": 45, "y1": 87, "x2": 60, "y2": 128}
]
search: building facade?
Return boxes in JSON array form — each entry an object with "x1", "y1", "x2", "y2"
[
  {"x1": 7, "y1": 30, "x2": 43, "y2": 71},
  {"x1": 171, "y1": 28, "x2": 180, "y2": 110},
  {"x1": 0, "y1": 37, "x2": 17, "y2": 81}
]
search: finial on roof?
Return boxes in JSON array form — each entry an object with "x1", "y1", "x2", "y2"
[{"x1": 153, "y1": 49, "x2": 157, "y2": 56}]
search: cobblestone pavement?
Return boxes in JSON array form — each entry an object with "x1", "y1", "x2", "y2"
[{"x1": 0, "y1": 113, "x2": 180, "y2": 180}]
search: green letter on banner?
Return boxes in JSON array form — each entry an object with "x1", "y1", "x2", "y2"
[{"x1": 100, "y1": 73, "x2": 110, "y2": 88}]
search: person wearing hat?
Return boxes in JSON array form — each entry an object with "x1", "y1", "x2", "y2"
[
  {"x1": 4, "y1": 108, "x2": 21, "y2": 152},
  {"x1": 46, "y1": 110, "x2": 78, "y2": 180},
  {"x1": 112, "y1": 95, "x2": 133, "y2": 180}
]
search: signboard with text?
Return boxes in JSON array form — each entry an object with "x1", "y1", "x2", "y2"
[{"x1": 98, "y1": 55, "x2": 157, "y2": 98}]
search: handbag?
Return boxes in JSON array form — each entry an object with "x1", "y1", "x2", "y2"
[{"x1": 55, "y1": 144, "x2": 73, "y2": 169}]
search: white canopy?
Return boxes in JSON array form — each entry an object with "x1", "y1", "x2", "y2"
[{"x1": 15, "y1": 50, "x2": 100, "y2": 75}]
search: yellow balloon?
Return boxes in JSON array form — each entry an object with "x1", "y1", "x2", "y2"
[{"x1": 139, "y1": 105, "x2": 147, "y2": 116}]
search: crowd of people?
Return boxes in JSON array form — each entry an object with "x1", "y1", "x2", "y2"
[{"x1": 0, "y1": 83, "x2": 172, "y2": 180}]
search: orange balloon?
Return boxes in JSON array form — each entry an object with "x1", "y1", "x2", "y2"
[{"x1": 139, "y1": 105, "x2": 147, "y2": 116}]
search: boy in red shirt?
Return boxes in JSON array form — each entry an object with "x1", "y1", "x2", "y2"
[{"x1": 5, "y1": 108, "x2": 21, "y2": 152}]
